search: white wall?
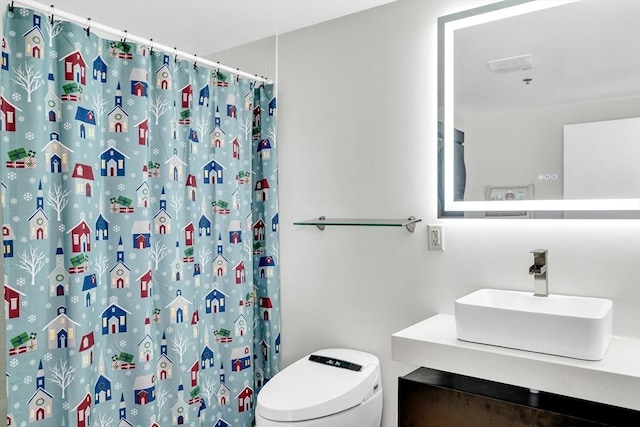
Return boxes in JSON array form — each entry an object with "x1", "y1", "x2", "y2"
[
  {"x1": 564, "y1": 117, "x2": 640, "y2": 199},
  {"x1": 219, "y1": 2, "x2": 640, "y2": 427},
  {"x1": 462, "y1": 96, "x2": 640, "y2": 202}
]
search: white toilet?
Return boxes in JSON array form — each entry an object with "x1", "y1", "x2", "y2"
[{"x1": 256, "y1": 348, "x2": 383, "y2": 427}]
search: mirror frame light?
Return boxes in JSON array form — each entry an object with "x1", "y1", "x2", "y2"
[{"x1": 438, "y1": 0, "x2": 640, "y2": 215}]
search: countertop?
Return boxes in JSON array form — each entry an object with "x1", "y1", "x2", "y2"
[{"x1": 391, "y1": 314, "x2": 640, "y2": 411}]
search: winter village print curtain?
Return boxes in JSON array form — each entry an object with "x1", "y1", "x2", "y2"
[{"x1": 1, "y1": 5, "x2": 279, "y2": 427}]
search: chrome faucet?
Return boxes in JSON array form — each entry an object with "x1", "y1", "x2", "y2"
[{"x1": 529, "y1": 249, "x2": 548, "y2": 297}]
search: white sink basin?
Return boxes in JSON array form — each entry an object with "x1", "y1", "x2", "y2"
[{"x1": 455, "y1": 289, "x2": 613, "y2": 360}]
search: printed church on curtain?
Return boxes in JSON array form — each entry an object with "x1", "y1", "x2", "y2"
[{"x1": 2, "y1": 5, "x2": 280, "y2": 426}]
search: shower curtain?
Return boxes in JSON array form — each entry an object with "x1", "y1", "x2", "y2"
[{"x1": 1, "y1": 5, "x2": 279, "y2": 426}]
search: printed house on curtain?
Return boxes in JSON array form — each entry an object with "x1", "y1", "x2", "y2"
[
  {"x1": 130, "y1": 68, "x2": 149, "y2": 96},
  {"x1": 180, "y1": 84, "x2": 193, "y2": 108},
  {"x1": 101, "y1": 296, "x2": 131, "y2": 334},
  {"x1": 1, "y1": 95, "x2": 20, "y2": 131},
  {"x1": 231, "y1": 346, "x2": 251, "y2": 372},
  {"x1": 203, "y1": 159, "x2": 225, "y2": 184},
  {"x1": 107, "y1": 83, "x2": 128, "y2": 132},
  {"x1": 48, "y1": 244, "x2": 68, "y2": 296},
  {"x1": 172, "y1": 384, "x2": 189, "y2": 424},
  {"x1": 82, "y1": 274, "x2": 97, "y2": 306},
  {"x1": 210, "y1": 125, "x2": 225, "y2": 147},
  {"x1": 205, "y1": 288, "x2": 227, "y2": 314},
  {"x1": 4, "y1": 284, "x2": 24, "y2": 318},
  {"x1": 3, "y1": 224, "x2": 16, "y2": 258},
  {"x1": 138, "y1": 269, "x2": 153, "y2": 298},
  {"x1": 23, "y1": 15, "x2": 44, "y2": 59},
  {"x1": 2, "y1": 36, "x2": 10, "y2": 70},
  {"x1": 101, "y1": 145, "x2": 129, "y2": 177},
  {"x1": 155, "y1": 55, "x2": 172, "y2": 89},
  {"x1": 132, "y1": 220, "x2": 151, "y2": 248},
  {"x1": 79, "y1": 332, "x2": 94, "y2": 367},
  {"x1": 134, "y1": 373, "x2": 156, "y2": 404},
  {"x1": 44, "y1": 306, "x2": 80, "y2": 348},
  {"x1": 255, "y1": 178, "x2": 270, "y2": 201},
  {"x1": 29, "y1": 182, "x2": 48, "y2": 240},
  {"x1": 44, "y1": 74, "x2": 61, "y2": 122},
  {"x1": 213, "y1": 254, "x2": 228, "y2": 276},
  {"x1": 93, "y1": 52, "x2": 108, "y2": 82},
  {"x1": 95, "y1": 213, "x2": 109, "y2": 240},
  {"x1": 71, "y1": 163, "x2": 94, "y2": 196},
  {"x1": 136, "y1": 181, "x2": 150, "y2": 207},
  {"x1": 75, "y1": 107, "x2": 97, "y2": 139},
  {"x1": 94, "y1": 363, "x2": 113, "y2": 404},
  {"x1": 41, "y1": 132, "x2": 73, "y2": 173},
  {"x1": 28, "y1": 361, "x2": 53, "y2": 421},
  {"x1": 110, "y1": 239, "x2": 131, "y2": 288},
  {"x1": 229, "y1": 220, "x2": 242, "y2": 244},
  {"x1": 73, "y1": 393, "x2": 92, "y2": 427},
  {"x1": 258, "y1": 256, "x2": 276, "y2": 278},
  {"x1": 136, "y1": 119, "x2": 149, "y2": 145},
  {"x1": 199, "y1": 84, "x2": 210, "y2": 107},
  {"x1": 166, "y1": 150, "x2": 186, "y2": 181},
  {"x1": 166, "y1": 290, "x2": 192, "y2": 323},
  {"x1": 157, "y1": 335, "x2": 174, "y2": 380},
  {"x1": 69, "y1": 217, "x2": 91, "y2": 253},
  {"x1": 61, "y1": 45, "x2": 87, "y2": 84},
  {"x1": 237, "y1": 385, "x2": 254, "y2": 413}
]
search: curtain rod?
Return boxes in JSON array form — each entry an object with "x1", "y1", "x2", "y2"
[{"x1": 9, "y1": 0, "x2": 272, "y2": 83}]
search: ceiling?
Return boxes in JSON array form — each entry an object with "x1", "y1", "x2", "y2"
[
  {"x1": 29, "y1": 0, "x2": 398, "y2": 55},
  {"x1": 453, "y1": 0, "x2": 640, "y2": 116}
]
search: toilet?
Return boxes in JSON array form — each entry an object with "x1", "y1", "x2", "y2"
[{"x1": 256, "y1": 348, "x2": 383, "y2": 427}]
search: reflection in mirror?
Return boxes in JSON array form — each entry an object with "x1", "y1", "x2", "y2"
[{"x1": 438, "y1": 0, "x2": 640, "y2": 218}]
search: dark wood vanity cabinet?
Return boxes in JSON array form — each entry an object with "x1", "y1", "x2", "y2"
[{"x1": 398, "y1": 368, "x2": 640, "y2": 427}]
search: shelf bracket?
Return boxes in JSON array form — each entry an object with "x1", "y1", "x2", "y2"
[
  {"x1": 314, "y1": 216, "x2": 326, "y2": 231},
  {"x1": 404, "y1": 216, "x2": 417, "y2": 233}
]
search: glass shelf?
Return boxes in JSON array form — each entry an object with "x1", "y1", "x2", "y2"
[{"x1": 294, "y1": 216, "x2": 422, "y2": 233}]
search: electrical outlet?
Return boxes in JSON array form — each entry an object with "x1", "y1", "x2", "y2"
[{"x1": 427, "y1": 224, "x2": 444, "y2": 251}]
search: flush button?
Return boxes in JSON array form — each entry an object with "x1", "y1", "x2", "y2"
[{"x1": 309, "y1": 354, "x2": 363, "y2": 371}]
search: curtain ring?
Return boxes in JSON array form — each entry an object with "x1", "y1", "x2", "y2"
[
  {"x1": 84, "y1": 18, "x2": 91, "y2": 37},
  {"x1": 50, "y1": 4, "x2": 54, "y2": 25},
  {"x1": 9, "y1": 1, "x2": 14, "y2": 12},
  {"x1": 121, "y1": 30, "x2": 128, "y2": 44},
  {"x1": 149, "y1": 38, "x2": 154, "y2": 55},
  {"x1": 193, "y1": 54, "x2": 198, "y2": 70},
  {"x1": 174, "y1": 48, "x2": 178, "y2": 64}
]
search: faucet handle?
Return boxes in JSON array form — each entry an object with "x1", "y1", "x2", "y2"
[{"x1": 530, "y1": 249, "x2": 547, "y2": 269}]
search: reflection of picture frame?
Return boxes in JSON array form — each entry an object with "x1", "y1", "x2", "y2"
[{"x1": 485, "y1": 184, "x2": 534, "y2": 217}]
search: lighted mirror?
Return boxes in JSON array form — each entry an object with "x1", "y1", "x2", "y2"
[{"x1": 438, "y1": 0, "x2": 640, "y2": 219}]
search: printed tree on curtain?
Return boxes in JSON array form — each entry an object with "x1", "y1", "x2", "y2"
[{"x1": 2, "y1": 5, "x2": 280, "y2": 426}]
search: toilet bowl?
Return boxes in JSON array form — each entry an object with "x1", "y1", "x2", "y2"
[{"x1": 255, "y1": 348, "x2": 383, "y2": 427}]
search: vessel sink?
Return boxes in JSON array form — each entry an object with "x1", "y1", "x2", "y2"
[{"x1": 455, "y1": 289, "x2": 613, "y2": 360}]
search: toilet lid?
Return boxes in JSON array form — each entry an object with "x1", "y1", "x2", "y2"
[{"x1": 256, "y1": 348, "x2": 380, "y2": 422}]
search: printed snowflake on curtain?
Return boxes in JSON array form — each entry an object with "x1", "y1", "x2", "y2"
[{"x1": 2, "y1": 5, "x2": 280, "y2": 426}]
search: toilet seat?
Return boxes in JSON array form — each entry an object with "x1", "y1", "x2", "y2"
[{"x1": 256, "y1": 348, "x2": 381, "y2": 422}]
